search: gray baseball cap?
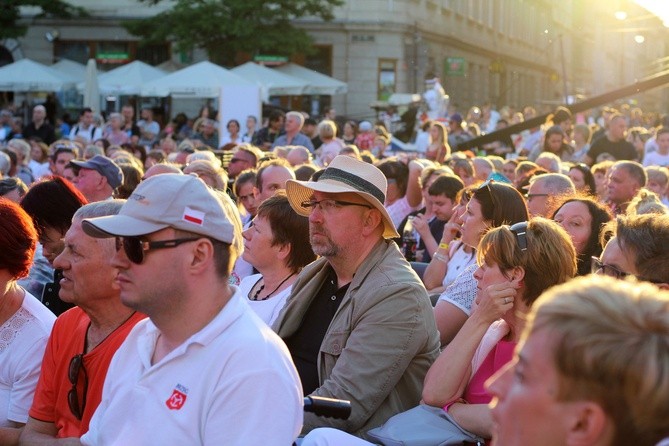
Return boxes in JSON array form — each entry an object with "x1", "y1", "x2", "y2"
[
  {"x1": 81, "y1": 173, "x2": 235, "y2": 244},
  {"x1": 69, "y1": 155, "x2": 124, "y2": 189}
]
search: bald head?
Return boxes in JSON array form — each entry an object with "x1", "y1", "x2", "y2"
[
  {"x1": 143, "y1": 163, "x2": 183, "y2": 180},
  {"x1": 256, "y1": 164, "x2": 295, "y2": 202}
]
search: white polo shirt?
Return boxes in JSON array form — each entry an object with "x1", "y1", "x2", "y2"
[{"x1": 81, "y1": 292, "x2": 303, "y2": 445}]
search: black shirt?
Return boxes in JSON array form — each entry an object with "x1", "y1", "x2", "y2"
[
  {"x1": 23, "y1": 122, "x2": 56, "y2": 145},
  {"x1": 284, "y1": 266, "x2": 348, "y2": 395},
  {"x1": 587, "y1": 137, "x2": 637, "y2": 162}
]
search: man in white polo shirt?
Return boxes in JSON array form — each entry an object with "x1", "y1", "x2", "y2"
[{"x1": 78, "y1": 174, "x2": 303, "y2": 445}]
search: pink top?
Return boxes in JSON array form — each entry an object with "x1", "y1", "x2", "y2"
[{"x1": 463, "y1": 339, "x2": 515, "y2": 404}]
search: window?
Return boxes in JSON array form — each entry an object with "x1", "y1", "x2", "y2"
[
  {"x1": 53, "y1": 40, "x2": 170, "y2": 70},
  {"x1": 378, "y1": 59, "x2": 397, "y2": 101},
  {"x1": 54, "y1": 41, "x2": 90, "y2": 64},
  {"x1": 136, "y1": 43, "x2": 170, "y2": 66}
]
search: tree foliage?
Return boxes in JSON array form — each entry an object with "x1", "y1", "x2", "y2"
[
  {"x1": 0, "y1": 0, "x2": 87, "y2": 40},
  {"x1": 123, "y1": 0, "x2": 343, "y2": 66}
]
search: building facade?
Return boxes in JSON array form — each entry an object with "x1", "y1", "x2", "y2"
[{"x1": 4, "y1": 0, "x2": 668, "y2": 120}]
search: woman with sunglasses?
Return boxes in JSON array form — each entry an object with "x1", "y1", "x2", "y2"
[
  {"x1": 434, "y1": 181, "x2": 528, "y2": 346},
  {"x1": 0, "y1": 199, "x2": 56, "y2": 445},
  {"x1": 301, "y1": 219, "x2": 576, "y2": 446},
  {"x1": 238, "y1": 192, "x2": 316, "y2": 325},
  {"x1": 421, "y1": 218, "x2": 577, "y2": 443},
  {"x1": 552, "y1": 196, "x2": 612, "y2": 276}
]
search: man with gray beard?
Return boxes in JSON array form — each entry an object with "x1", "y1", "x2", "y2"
[{"x1": 274, "y1": 155, "x2": 440, "y2": 439}]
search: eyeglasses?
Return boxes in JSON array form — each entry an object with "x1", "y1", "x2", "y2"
[
  {"x1": 68, "y1": 354, "x2": 88, "y2": 420},
  {"x1": 301, "y1": 199, "x2": 372, "y2": 214},
  {"x1": 509, "y1": 221, "x2": 528, "y2": 252},
  {"x1": 115, "y1": 236, "x2": 202, "y2": 264},
  {"x1": 591, "y1": 256, "x2": 628, "y2": 279}
]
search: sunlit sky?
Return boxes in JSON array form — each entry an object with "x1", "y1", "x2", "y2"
[{"x1": 634, "y1": 0, "x2": 669, "y2": 26}]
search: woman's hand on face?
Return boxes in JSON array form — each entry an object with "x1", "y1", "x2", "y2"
[
  {"x1": 441, "y1": 220, "x2": 461, "y2": 244},
  {"x1": 473, "y1": 278, "x2": 521, "y2": 325},
  {"x1": 441, "y1": 210, "x2": 462, "y2": 243}
]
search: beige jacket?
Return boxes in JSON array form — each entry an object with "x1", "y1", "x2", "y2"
[{"x1": 274, "y1": 240, "x2": 440, "y2": 437}]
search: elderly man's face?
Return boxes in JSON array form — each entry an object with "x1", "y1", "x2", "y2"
[
  {"x1": 606, "y1": 166, "x2": 639, "y2": 205},
  {"x1": 72, "y1": 168, "x2": 104, "y2": 201},
  {"x1": 284, "y1": 115, "x2": 301, "y2": 134},
  {"x1": 307, "y1": 191, "x2": 370, "y2": 258},
  {"x1": 526, "y1": 180, "x2": 551, "y2": 217},
  {"x1": 52, "y1": 219, "x2": 119, "y2": 306}
]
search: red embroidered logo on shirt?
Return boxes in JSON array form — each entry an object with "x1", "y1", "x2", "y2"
[{"x1": 166, "y1": 384, "x2": 189, "y2": 410}]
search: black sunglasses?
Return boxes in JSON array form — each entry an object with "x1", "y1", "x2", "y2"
[
  {"x1": 509, "y1": 221, "x2": 529, "y2": 252},
  {"x1": 68, "y1": 354, "x2": 88, "y2": 420},
  {"x1": 477, "y1": 179, "x2": 499, "y2": 209},
  {"x1": 115, "y1": 236, "x2": 201, "y2": 264}
]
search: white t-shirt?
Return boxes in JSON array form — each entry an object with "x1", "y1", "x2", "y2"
[
  {"x1": 441, "y1": 242, "x2": 477, "y2": 289},
  {"x1": 643, "y1": 150, "x2": 669, "y2": 167},
  {"x1": 82, "y1": 292, "x2": 303, "y2": 446},
  {"x1": 414, "y1": 130, "x2": 430, "y2": 155},
  {"x1": 0, "y1": 291, "x2": 56, "y2": 425},
  {"x1": 68, "y1": 124, "x2": 103, "y2": 143},
  {"x1": 28, "y1": 160, "x2": 50, "y2": 181},
  {"x1": 236, "y1": 274, "x2": 292, "y2": 326}
]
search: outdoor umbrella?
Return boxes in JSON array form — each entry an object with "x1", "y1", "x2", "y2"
[{"x1": 83, "y1": 58, "x2": 101, "y2": 113}]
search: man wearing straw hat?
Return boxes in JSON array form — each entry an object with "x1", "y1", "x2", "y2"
[{"x1": 276, "y1": 155, "x2": 440, "y2": 438}]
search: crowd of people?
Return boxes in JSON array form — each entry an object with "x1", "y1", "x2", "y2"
[{"x1": 0, "y1": 96, "x2": 667, "y2": 446}]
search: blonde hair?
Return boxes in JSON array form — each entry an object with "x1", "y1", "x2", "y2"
[
  {"x1": 7, "y1": 139, "x2": 31, "y2": 165},
  {"x1": 183, "y1": 160, "x2": 228, "y2": 191},
  {"x1": 626, "y1": 188, "x2": 668, "y2": 216},
  {"x1": 527, "y1": 275, "x2": 669, "y2": 446},
  {"x1": 477, "y1": 217, "x2": 576, "y2": 307},
  {"x1": 318, "y1": 119, "x2": 337, "y2": 140},
  {"x1": 645, "y1": 166, "x2": 669, "y2": 188}
]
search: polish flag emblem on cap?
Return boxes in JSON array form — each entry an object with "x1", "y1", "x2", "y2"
[{"x1": 183, "y1": 207, "x2": 205, "y2": 225}]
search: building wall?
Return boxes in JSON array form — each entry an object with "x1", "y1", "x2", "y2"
[{"x1": 8, "y1": 0, "x2": 669, "y2": 119}]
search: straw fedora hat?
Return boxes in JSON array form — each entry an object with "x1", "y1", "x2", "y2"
[{"x1": 286, "y1": 155, "x2": 400, "y2": 239}]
